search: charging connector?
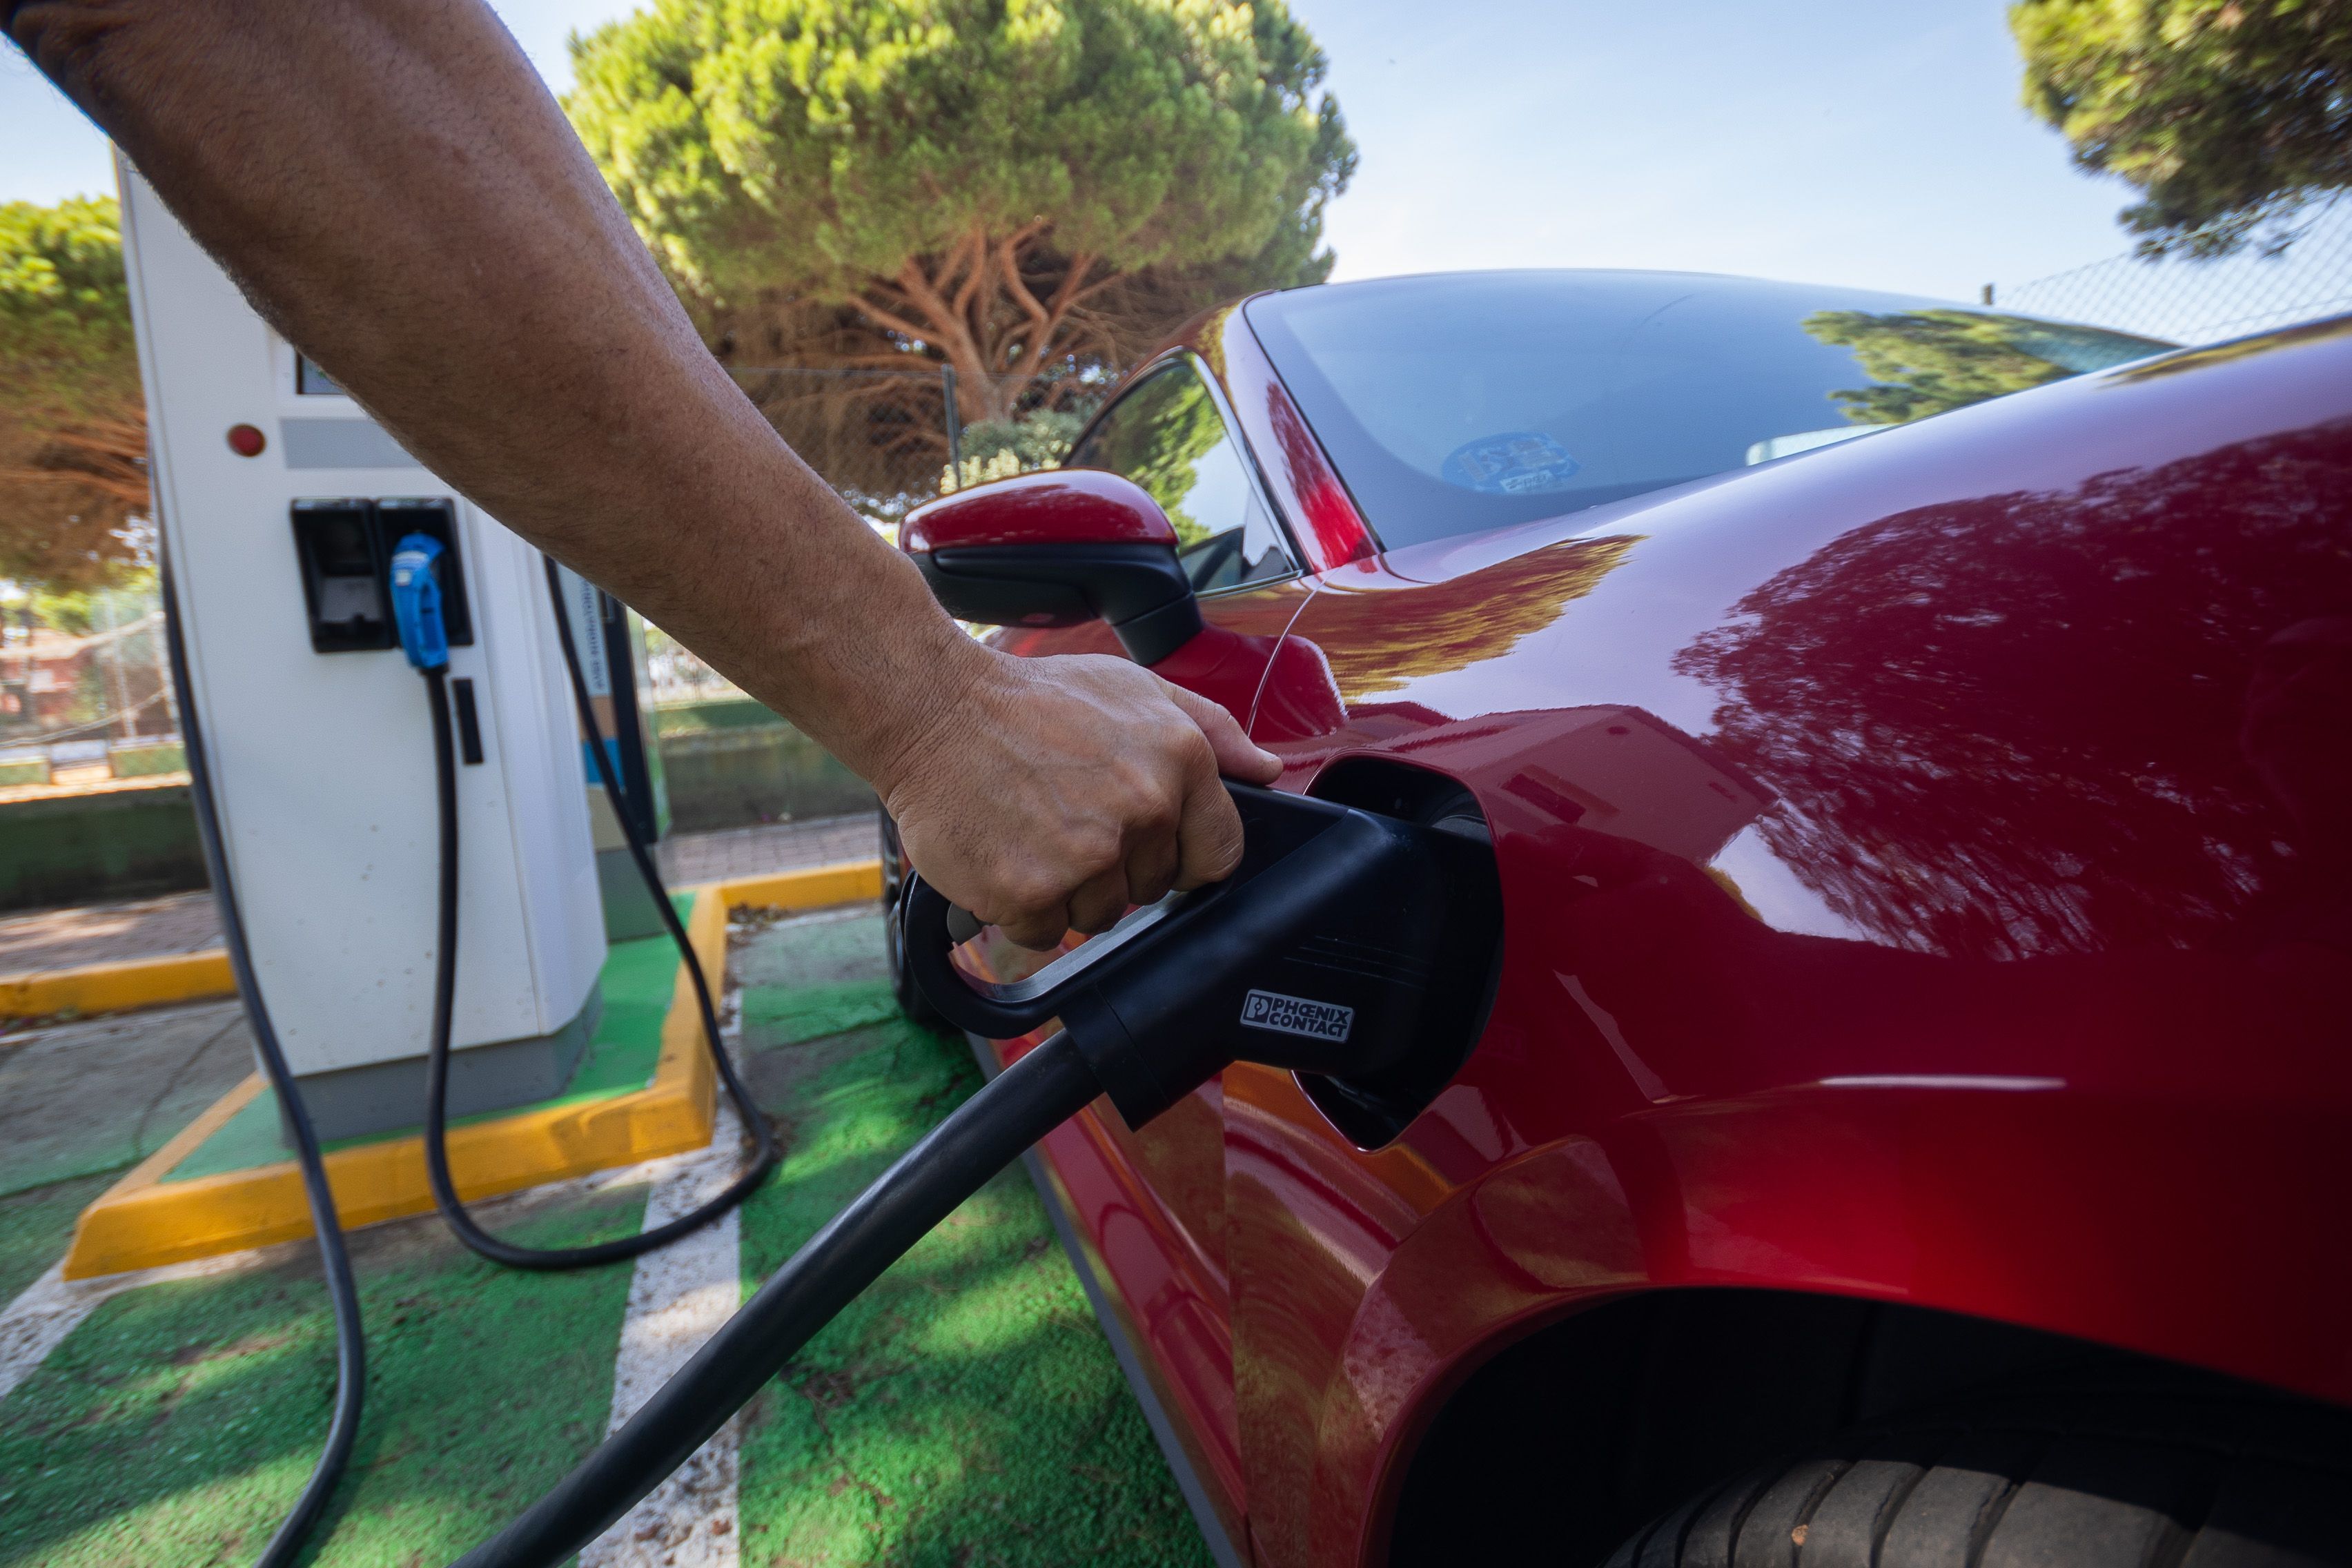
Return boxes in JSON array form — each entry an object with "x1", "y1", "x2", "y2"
[
  {"x1": 389, "y1": 533, "x2": 451, "y2": 672},
  {"x1": 445, "y1": 781, "x2": 1501, "y2": 1567}
]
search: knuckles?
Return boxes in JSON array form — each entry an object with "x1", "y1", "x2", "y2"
[{"x1": 901, "y1": 651, "x2": 1246, "y2": 943}]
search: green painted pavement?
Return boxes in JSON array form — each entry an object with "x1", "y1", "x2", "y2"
[
  {"x1": 0, "y1": 1179, "x2": 647, "y2": 1567},
  {"x1": 732, "y1": 914, "x2": 1212, "y2": 1568},
  {"x1": 0, "y1": 907, "x2": 1211, "y2": 1567},
  {"x1": 0, "y1": 1172, "x2": 115, "y2": 1304}
]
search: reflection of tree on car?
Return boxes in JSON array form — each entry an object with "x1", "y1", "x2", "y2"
[
  {"x1": 1676, "y1": 418, "x2": 2352, "y2": 959},
  {"x1": 1800, "y1": 308, "x2": 2163, "y2": 425},
  {"x1": 1556, "y1": 602, "x2": 2352, "y2": 1103},
  {"x1": 1064, "y1": 356, "x2": 1297, "y2": 592},
  {"x1": 1292, "y1": 535, "x2": 1638, "y2": 702}
]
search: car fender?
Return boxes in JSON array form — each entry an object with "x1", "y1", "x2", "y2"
[{"x1": 1232, "y1": 317, "x2": 2352, "y2": 1568}]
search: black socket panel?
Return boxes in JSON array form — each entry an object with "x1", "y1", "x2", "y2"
[{"x1": 290, "y1": 497, "x2": 474, "y2": 654}]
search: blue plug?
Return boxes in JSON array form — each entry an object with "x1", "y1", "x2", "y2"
[{"x1": 389, "y1": 533, "x2": 449, "y2": 672}]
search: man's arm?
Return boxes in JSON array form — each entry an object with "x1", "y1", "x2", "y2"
[{"x1": 7, "y1": 0, "x2": 1280, "y2": 948}]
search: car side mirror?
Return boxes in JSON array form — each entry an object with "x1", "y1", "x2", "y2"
[{"x1": 901, "y1": 470, "x2": 1204, "y2": 665}]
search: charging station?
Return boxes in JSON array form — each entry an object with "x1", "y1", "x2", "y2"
[{"x1": 118, "y1": 157, "x2": 608, "y2": 1143}]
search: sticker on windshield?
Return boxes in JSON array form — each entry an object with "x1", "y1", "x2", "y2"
[
  {"x1": 1440, "y1": 431, "x2": 1582, "y2": 496},
  {"x1": 1241, "y1": 989, "x2": 1355, "y2": 1043}
]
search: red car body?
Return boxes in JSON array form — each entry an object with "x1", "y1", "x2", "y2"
[{"x1": 902, "y1": 286, "x2": 2352, "y2": 1567}]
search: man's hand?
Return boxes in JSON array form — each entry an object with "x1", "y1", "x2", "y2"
[{"x1": 881, "y1": 651, "x2": 1283, "y2": 949}]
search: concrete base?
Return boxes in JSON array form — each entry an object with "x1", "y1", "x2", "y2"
[
  {"x1": 59, "y1": 863, "x2": 881, "y2": 1279},
  {"x1": 656, "y1": 721, "x2": 876, "y2": 834},
  {"x1": 0, "y1": 779, "x2": 206, "y2": 914},
  {"x1": 280, "y1": 983, "x2": 604, "y2": 1144},
  {"x1": 598, "y1": 845, "x2": 669, "y2": 942}
]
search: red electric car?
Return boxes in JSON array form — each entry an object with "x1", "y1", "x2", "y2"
[{"x1": 884, "y1": 272, "x2": 2352, "y2": 1568}]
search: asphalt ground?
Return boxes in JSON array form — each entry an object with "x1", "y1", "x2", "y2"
[{"x1": 0, "y1": 908, "x2": 1210, "y2": 1567}]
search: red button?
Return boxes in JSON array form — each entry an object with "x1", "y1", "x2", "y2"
[{"x1": 226, "y1": 424, "x2": 266, "y2": 457}]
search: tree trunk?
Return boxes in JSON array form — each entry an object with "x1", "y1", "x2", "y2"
[{"x1": 842, "y1": 228, "x2": 1115, "y2": 430}]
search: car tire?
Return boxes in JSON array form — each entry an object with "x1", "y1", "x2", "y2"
[
  {"x1": 878, "y1": 811, "x2": 950, "y2": 1030},
  {"x1": 1603, "y1": 1385, "x2": 2352, "y2": 1568}
]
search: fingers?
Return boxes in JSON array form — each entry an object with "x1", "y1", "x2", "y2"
[
  {"x1": 1170, "y1": 758, "x2": 1248, "y2": 891},
  {"x1": 996, "y1": 896, "x2": 1072, "y2": 952},
  {"x1": 1160, "y1": 680, "x2": 1282, "y2": 784},
  {"x1": 890, "y1": 654, "x2": 1288, "y2": 951},
  {"x1": 948, "y1": 845, "x2": 1064, "y2": 951},
  {"x1": 1121, "y1": 809, "x2": 1184, "y2": 911},
  {"x1": 1065, "y1": 863, "x2": 1133, "y2": 937},
  {"x1": 1156, "y1": 678, "x2": 1275, "y2": 891}
]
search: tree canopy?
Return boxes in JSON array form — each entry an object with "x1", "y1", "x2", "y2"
[
  {"x1": 563, "y1": 0, "x2": 1354, "y2": 424},
  {"x1": 0, "y1": 196, "x2": 150, "y2": 591},
  {"x1": 2011, "y1": 0, "x2": 2352, "y2": 256}
]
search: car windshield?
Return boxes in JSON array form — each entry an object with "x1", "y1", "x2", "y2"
[{"x1": 1244, "y1": 271, "x2": 2173, "y2": 550}]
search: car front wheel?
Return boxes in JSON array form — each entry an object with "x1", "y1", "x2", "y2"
[{"x1": 1605, "y1": 1386, "x2": 2352, "y2": 1568}]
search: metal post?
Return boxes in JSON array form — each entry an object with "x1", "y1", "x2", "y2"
[{"x1": 942, "y1": 364, "x2": 963, "y2": 489}]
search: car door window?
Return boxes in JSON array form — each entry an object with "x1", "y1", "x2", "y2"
[{"x1": 1068, "y1": 360, "x2": 1295, "y2": 593}]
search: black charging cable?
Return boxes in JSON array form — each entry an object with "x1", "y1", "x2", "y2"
[
  {"x1": 410, "y1": 560, "x2": 779, "y2": 1270},
  {"x1": 437, "y1": 776, "x2": 1500, "y2": 1568},
  {"x1": 451, "y1": 1026, "x2": 1101, "y2": 1567},
  {"x1": 160, "y1": 548, "x2": 368, "y2": 1567}
]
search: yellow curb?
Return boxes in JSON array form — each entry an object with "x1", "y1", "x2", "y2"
[
  {"x1": 0, "y1": 948, "x2": 236, "y2": 1023},
  {"x1": 57, "y1": 856, "x2": 883, "y2": 1280},
  {"x1": 1, "y1": 859, "x2": 884, "y2": 1025},
  {"x1": 713, "y1": 857, "x2": 882, "y2": 914}
]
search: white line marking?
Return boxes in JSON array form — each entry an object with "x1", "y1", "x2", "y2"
[
  {"x1": 581, "y1": 1001, "x2": 750, "y2": 1568},
  {"x1": 0, "y1": 1246, "x2": 274, "y2": 1407}
]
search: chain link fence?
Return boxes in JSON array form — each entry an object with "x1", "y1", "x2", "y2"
[
  {"x1": 676, "y1": 362, "x2": 1097, "y2": 714},
  {"x1": 729, "y1": 366, "x2": 961, "y2": 522},
  {"x1": 0, "y1": 579, "x2": 181, "y2": 788},
  {"x1": 1995, "y1": 199, "x2": 2352, "y2": 345},
  {"x1": 726, "y1": 364, "x2": 1081, "y2": 525}
]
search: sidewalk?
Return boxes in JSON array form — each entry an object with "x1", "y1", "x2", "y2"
[
  {"x1": 0, "y1": 812, "x2": 880, "y2": 978},
  {"x1": 654, "y1": 812, "x2": 877, "y2": 887},
  {"x1": 0, "y1": 891, "x2": 221, "y2": 975}
]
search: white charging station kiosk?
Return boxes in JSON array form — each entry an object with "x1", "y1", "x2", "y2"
[{"x1": 119, "y1": 157, "x2": 608, "y2": 1141}]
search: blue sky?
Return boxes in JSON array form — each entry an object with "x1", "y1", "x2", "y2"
[{"x1": 1, "y1": 0, "x2": 2139, "y2": 302}]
